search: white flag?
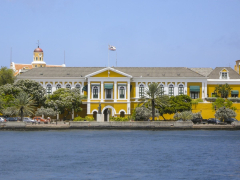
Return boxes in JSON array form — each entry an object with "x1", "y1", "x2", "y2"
[{"x1": 108, "y1": 45, "x2": 116, "y2": 51}]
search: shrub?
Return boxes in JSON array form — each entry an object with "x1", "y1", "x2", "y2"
[
  {"x1": 110, "y1": 117, "x2": 128, "y2": 121},
  {"x1": 135, "y1": 106, "x2": 151, "y2": 121},
  {"x1": 205, "y1": 97, "x2": 217, "y2": 102},
  {"x1": 192, "y1": 112, "x2": 202, "y2": 119},
  {"x1": 227, "y1": 98, "x2": 240, "y2": 103},
  {"x1": 73, "y1": 116, "x2": 95, "y2": 121}
]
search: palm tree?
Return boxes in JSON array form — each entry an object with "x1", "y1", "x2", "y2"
[
  {"x1": 214, "y1": 83, "x2": 232, "y2": 98},
  {"x1": 3, "y1": 92, "x2": 36, "y2": 121},
  {"x1": 139, "y1": 82, "x2": 169, "y2": 120}
]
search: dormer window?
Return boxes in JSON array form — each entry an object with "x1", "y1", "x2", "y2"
[
  {"x1": 220, "y1": 69, "x2": 229, "y2": 79},
  {"x1": 222, "y1": 72, "x2": 227, "y2": 79}
]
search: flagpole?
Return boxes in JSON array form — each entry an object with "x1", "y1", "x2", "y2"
[{"x1": 108, "y1": 45, "x2": 109, "y2": 67}]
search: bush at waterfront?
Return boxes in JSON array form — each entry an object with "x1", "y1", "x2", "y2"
[
  {"x1": 73, "y1": 116, "x2": 95, "y2": 121},
  {"x1": 110, "y1": 117, "x2": 128, "y2": 121}
]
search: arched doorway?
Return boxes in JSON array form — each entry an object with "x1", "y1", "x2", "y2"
[
  {"x1": 103, "y1": 108, "x2": 109, "y2": 121},
  {"x1": 120, "y1": 111, "x2": 125, "y2": 117},
  {"x1": 93, "y1": 111, "x2": 97, "y2": 120}
]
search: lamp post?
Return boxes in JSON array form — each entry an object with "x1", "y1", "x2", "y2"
[
  {"x1": 214, "y1": 105, "x2": 217, "y2": 120},
  {"x1": 55, "y1": 105, "x2": 58, "y2": 125}
]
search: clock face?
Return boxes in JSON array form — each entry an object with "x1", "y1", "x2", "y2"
[{"x1": 39, "y1": 53, "x2": 42, "y2": 57}]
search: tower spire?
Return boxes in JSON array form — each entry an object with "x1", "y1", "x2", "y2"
[{"x1": 37, "y1": 40, "x2": 40, "y2": 48}]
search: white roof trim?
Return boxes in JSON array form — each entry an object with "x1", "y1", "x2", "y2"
[{"x1": 85, "y1": 67, "x2": 132, "y2": 78}]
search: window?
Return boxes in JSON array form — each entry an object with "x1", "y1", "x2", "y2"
[
  {"x1": 75, "y1": 84, "x2": 81, "y2": 92},
  {"x1": 160, "y1": 84, "x2": 164, "y2": 96},
  {"x1": 56, "y1": 84, "x2": 61, "y2": 89},
  {"x1": 222, "y1": 72, "x2": 227, "y2": 79},
  {"x1": 169, "y1": 84, "x2": 174, "y2": 96},
  {"x1": 46, "y1": 84, "x2": 52, "y2": 95},
  {"x1": 93, "y1": 86, "x2": 98, "y2": 99},
  {"x1": 40, "y1": 65, "x2": 42, "y2": 67},
  {"x1": 66, "y1": 84, "x2": 71, "y2": 89},
  {"x1": 35, "y1": 65, "x2": 37, "y2": 67},
  {"x1": 191, "y1": 92, "x2": 199, "y2": 99},
  {"x1": 119, "y1": 86, "x2": 125, "y2": 99},
  {"x1": 139, "y1": 84, "x2": 144, "y2": 97},
  {"x1": 106, "y1": 89, "x2": 112, "y2": 99},
  {"x1": 36, "y1": 57, "x2": 38, "y2": 60},
  {"x1": 178, "y1": 84, "x2": 184, "y2": 95},
  {"x1": 40, "y1": 57, "x2": 41, "y2": 61}
]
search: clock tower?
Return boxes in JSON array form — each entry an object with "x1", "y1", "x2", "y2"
[{"x1": 32, "y1": 46, "x2": 46, "y2": 68}]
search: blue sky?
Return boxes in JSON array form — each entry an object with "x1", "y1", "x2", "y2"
[{"x1": 1, "y1": 0, "x2": 240, "y2": 69}]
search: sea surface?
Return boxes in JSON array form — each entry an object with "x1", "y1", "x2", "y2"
[{"x1": 0, "y1": 130, "x2": 240, "y2": 180}]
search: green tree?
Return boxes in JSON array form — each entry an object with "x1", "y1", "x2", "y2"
[
  {"x1": 139, "y1": 82, "x2": 166, "y2": 120},
  {"x1": 35, "y1": 107, "x2": 57, "y2": 117},
  {"x1": 0, "y1": 66, "x2": 15, "y2": 86},
  {"x1": 45, "y1": 88, "x2": 86, "y2": 120},
  {"x1": 154, "y1": 95, "x2": 170, "y2": 120},
  {"x1": 212, "y1": 98, "x2": 236, "y2": 111},
  {"x1": 162, "y1": 95, "x2": 192, "y2": 115},
  {"x1": 3, "y1": 92, "x2": 36, "y2": 120},
  {"x1": 215, "y1": 107, "x2": 236, "y2": 122},
  {"x1": 214, "y1": 83, "x2": 232, "y2": 98},
  {"x1": 14, "y1": 79, "x2": 46, "y2": 106}
]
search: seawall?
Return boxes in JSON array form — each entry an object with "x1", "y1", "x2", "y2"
[{"x1": 1, "y1": 121, "x2": 240, "y2": 130}]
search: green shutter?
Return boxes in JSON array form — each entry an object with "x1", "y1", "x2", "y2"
[
  {"x1": 130, "y1": 85, "x2": 132, "y2": 92},
  {"x1": 190, "y1": 86, "x2": 200, "y2": 92},
  {"x1": 104, "y1": 84, "x2": 113, "y2": 89},
  {"x1": 231, "y1": 90, "x2": 239, "y2": 95},
  {"x1": 82, "y1": 85, "x2": 88, "y2": 92}
]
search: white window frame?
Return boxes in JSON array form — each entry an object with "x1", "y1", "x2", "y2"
[
  {"x1": 139, "y1": 84, "x2": 145, "y2": 98},
  {"x1": 46, "y1": 84, "x2": 52, "y2": 95},
  {"x1": 178, "y1": 84, "x2": 184, "y2": 95},
  {"x1": 219, "y1": 69, "x2": 229, "y2": 79},
  {"x1": 159, "y1": 84, "x2": 164, "y2": 96},
  {"x1": 105, "y1": 89, "x2": 113, "y2": 100},
  {"x1": 66, "y1": 84, "x2": 71, "y2": 89},
  {"x1": 168, "y1": 84, "x2": 174, "y2": 96},
  {"x1": 92, "y1": 86, "x2": 100, "y2": 99},
  {"x1": 56, "y1": 84, "x2": 62, "y2": 90},
  {"x1": 75, "y1": 84, "x2": 81, "y2": 93},
  {"x1": 118, "y1": 86, "x2": 126, "y2": 99}
]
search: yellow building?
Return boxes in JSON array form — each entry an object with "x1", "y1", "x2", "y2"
[{"x1": 15, "y1": 47, "x2": 240, "y2": 120}]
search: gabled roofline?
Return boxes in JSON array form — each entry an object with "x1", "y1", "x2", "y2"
[{"x1": 85, "y1": 67, "x2": 132, "y2": 78}]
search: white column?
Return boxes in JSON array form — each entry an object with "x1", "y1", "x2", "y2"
[
  {"x1": 81, "y1": 81, "x2": 84, "y2": 95},
  {"x1": 87, "y1": 81, "x2": 90, "y2": 101},
  {"x1": 114, "y1": 81, "x2": 117, "y2": 102},
  {"x1": 128, "y1": 80, "x2": 130, "y2": 101},
  {"x1": 165, "y1": 82, "x2": 168, "y2": 95},
  {"x1": 87, "y1": 102, "x2": 90, "y2": 114},
  {"x1": 101, "y1": 81, "x2": 104, "y2": 102},
  {"x1": 174, "y1": 82, "x2": 178, "y2": 96},
  {"x1": 205, "y1": 81, "x2": 208, "y2": 98},
  {"x1": 136, "y1": 82, "x2": 139, "y2": 98},
  {"x1": 185, "y1": 82, "x2": 187, "y2": 95}
]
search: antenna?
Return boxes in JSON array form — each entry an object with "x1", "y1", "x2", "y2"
[
  {"x1": 64, "y1": 50, "x2": 65, "y2": 64},
  {"x1": 37, "y1": 40, "x2": 40, "y2": 47},
  {"x1": 116, "y1": 52, "x2": 117, "y2": 67}
]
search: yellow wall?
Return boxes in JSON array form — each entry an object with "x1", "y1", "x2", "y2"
[
  {"x1": 131, "y1": 82, "x2": 136, "y2": 98},
  {"x1": 207, "y1": 84, "x2": 240, "y2": 98},
  {"x1": 92, "y1": 70, "x2": 126, "y2": 77}
]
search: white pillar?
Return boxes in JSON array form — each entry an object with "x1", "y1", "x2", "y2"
[
  {"x1": 128, "y1": 80, "x2": 130, "y2": 101},
  {"x1": 205, "y1": 81, "x2": 208, "y2": 98},
  {"x1": 101, "y1": 81, "x2": 104, "y2": 102},
  {"x1": 165, "y1": 82, "x2": 168, "y2": 95},
  {"x1": 81, "y1": 81, "x2": 84, "y2": 95},
  {"x1": 114, "y1": 81, "x2": 117, "y2": 102},
  {"x1": 87, "y1": 82, "x2": 90, "y2": 101},
  {"x1": 174, "y1": 82, "x2": 178, "y2": 96}
]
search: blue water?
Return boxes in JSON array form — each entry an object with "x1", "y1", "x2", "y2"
[{"x1": 0, "y1": 130, "x2": 240, "y2": 180}]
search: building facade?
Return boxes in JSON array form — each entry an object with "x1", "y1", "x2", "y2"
[{"x1": 15, "y1": 47, "x2": 240, "y2": 120}]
